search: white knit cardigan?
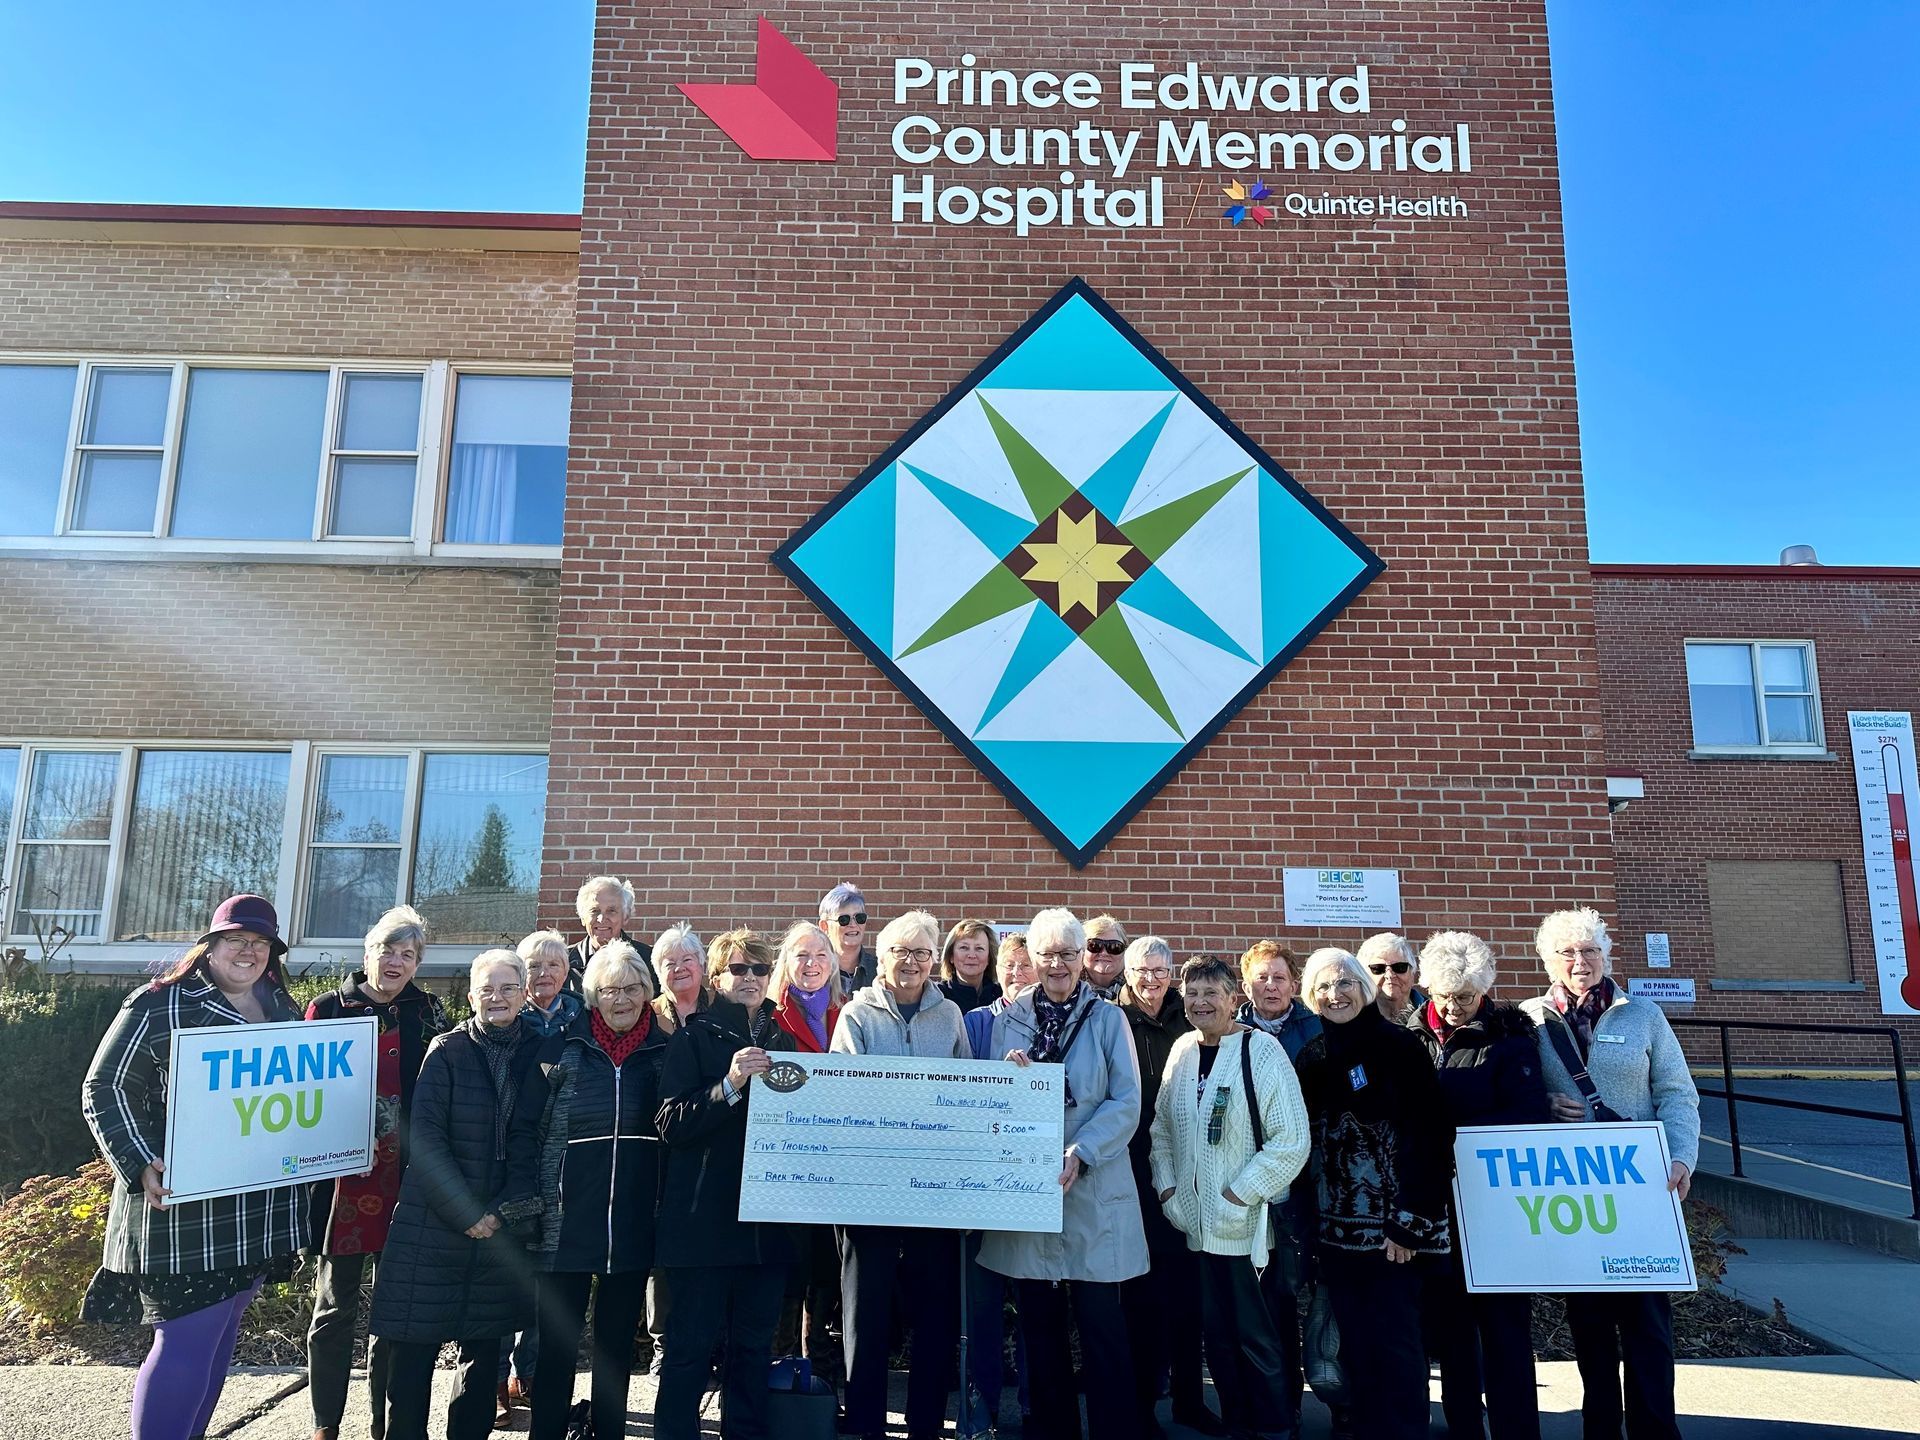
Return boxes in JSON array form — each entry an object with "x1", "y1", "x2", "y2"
[{"x1": 1148, "y1": 1027, "x2": 1310, "y2": 1269}]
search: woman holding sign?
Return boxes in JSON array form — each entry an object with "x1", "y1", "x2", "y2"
[{"x1": 82, "y1": 894, "x2": 309, "y2": 1440}]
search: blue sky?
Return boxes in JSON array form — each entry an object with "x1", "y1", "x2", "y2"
[{"x1": 0, "y1": 3, "x2": 1911, "y2": 565}]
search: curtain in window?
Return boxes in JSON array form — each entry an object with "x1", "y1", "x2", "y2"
[
  {"x1": 116, "y1": 752, "x2": 290, "y2": 942},
  {"x1": 446, "y1": 444, "x2": 520, "y2": 546}
]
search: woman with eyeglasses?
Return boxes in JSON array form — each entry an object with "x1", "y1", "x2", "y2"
[
  {"x1": 82, "y1": 895, "x2": 311, "y2": 1440},
  {"x1": 1520, "y1": 909, "x2": 1698, "y2": 1440},
  {"x1": 981, "y1": 907, "x2": 1149, "y2": 1440},
  {"x1": 819, "y1": 881, "x2": 878, "y2": 1002},
  {"x1": 1082, "y1": 913, "x2": 1130, "y2": 1000},
  {"x1": 1293, "y1": 946, "x2": 1453, "y2": 1440},
  {"x1": 653, "y1": 929, "x2": 798, "y2": 1440},
  {"x1": 1357, "y1": 932, "x2": 1425, "y2": 1024},
  {"x1": 831, "y1": 910, "x2": 971, "y2": 1440},
  {"x1": 936, "y1": 916, "x2": 1003, "y2": 1013},
  {"x1": 515, "y1": 940, "x2": 669, "y2": 1440}
]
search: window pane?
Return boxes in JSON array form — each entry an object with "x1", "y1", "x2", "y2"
[
  {"x1": 83, "y1": 367, "x2": 171, "y2": 446},
  {"x1": 329, "y1": 457, "x2": 418, "y2": 537},
  {"x1": 10, "y1": 843, "x2": 110, "y2": 939},
  {"x1": 0, "y1": 748, "x2": 19, "y2": 840},
  {"x1": 22, "y1": 751, "x2": 120, "y2": 840},
  {"x1": 73, "y1": 451, "x2": 161, "y2": 532},
  {"x1": 411, "y1": 753, "x2": 548, "y2": 942},
  {"x1": 0, "y1": 364, "x2": 77, "y2": 535},
  {"x1": 311, "y1": 754, "x2": 406, "y2": 843},
  {"x1": 1765, "y1": 694, "x2": 1818, "y2": 745},
  {"x1": 116, "y1": 751, "x2": 290, "y2": 942},
  {"x1": 444, "y1": 375, "x2": 568, "y2": 545},
  {"x1": 305, "y1": 847, "x2": 401, "y2": 939},
  {"x1": 169, "y1": 369, "x2": 328, "y2": 540},
  {"x1": 339, "y1": 374, "x2": 422, "y2": 451},
  {"x1": 1685, "y1": 643, "x2": 1760, "y2": 747},
  {"x1": 1760, "y1": 644, "x2": 1810, "y2": 692}
]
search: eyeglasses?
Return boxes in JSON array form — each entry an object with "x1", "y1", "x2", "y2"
[
  {"x1": 887, "y1": 946, "x2": 934, "y2": 963},
  {"x1": 1130, "y1": 967, "x2": 1171, "y2": 981},
  {"x1": 1086, "y1": 938, "x2": 1126, "y2": 956},
  {"x1": 1312, "y1": 978, "x2": 1360, "y2": 997},
  {"x1": 726, "y1": 963, "x2": 774, "y2": 978},
  {"x1": 1366, "y1": 961, "x2": 1413, "y2": 977},
  {"x1": 599, "y1": 983, "x2": 648, "y2": 1001},
  {"x1": 835, "y1": 912, "x2": 868, "y2": 926},
  {"x1": 219, "y1": 934, "x2": 272, "y2": 953},
  {"x1": 477, "y1": 983, "x2": 524, "y2": 999},
  {"x1": 1435, "y1": 991, "x2": 1482, "y2": 1009},
  {"x1": 1555, "y1": 946, "x2": 1605, "y2": 962},
  {"x1": 1036, "y1": 949, "x2": 1080, "y2": 965}
]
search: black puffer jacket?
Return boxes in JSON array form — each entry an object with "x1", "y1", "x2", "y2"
[
  {"x1": 520, "y1": 1016, "x2": 670, "y2": 1274},
  {"x1": 367, "y1": 1021, "x2": 542, "y2": 1343},
  {"x1": 1119, "y1": 989, "x2": 1193, "y2": 1256},
  {"x1": 567, "y1": 932, "x2": 658, "y2": 996},
  {"x1": 1407, "y1": 1000, "x2": 1552, "y2": 1128},
  {"x1": 654, "y1": 997, "x2": 797, "y2": 1269}
]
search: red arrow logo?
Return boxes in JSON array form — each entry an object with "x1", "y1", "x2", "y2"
[{"x1": 677, "y1": 17, "x2": 838, "y2": 162}]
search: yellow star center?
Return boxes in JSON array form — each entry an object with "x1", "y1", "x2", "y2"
[{"x1": 1019, "y1": 510, "x2": 1135, "y2": 619}]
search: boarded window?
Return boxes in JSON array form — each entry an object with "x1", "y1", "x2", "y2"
[{"x1": 1706, "y1": 861, "x2": 1850, "y2": 981}]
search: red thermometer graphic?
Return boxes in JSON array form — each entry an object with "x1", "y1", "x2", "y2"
[{"x1": 1884, "y1": 743, "x2": 1920, "y2": 1009}]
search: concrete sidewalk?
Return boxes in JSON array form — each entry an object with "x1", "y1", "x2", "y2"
[
  {"x1": 1720, "y1": 1236, "x2": 1920, "y2": 1380},
  {"x1": 5, "y1": 1355, "x2": 1915, "y2": 1439}
]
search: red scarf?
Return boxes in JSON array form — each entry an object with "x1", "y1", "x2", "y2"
[
  {"x1": 592, "y1": 1007, "x2": 651, "y2": 1065},
  {"x1": 1425, "y1": 998, "x2": 1455, "y2": 1042}
]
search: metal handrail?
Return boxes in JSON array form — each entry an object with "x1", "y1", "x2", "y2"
[{"x1": 1667, "y1": 1016, "x2": 1920, "y2": 1220}]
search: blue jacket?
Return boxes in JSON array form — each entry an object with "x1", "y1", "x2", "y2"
[{"x1": 1238, "y1": 1000, "x2": 1321, "y2": 1063}]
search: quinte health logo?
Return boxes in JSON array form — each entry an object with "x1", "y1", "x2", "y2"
[{"x1": 676, "y1": 17, "x2": 839, "y2": 161}]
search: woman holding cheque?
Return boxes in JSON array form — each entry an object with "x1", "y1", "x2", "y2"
[{"x1": 82, "y1": 894, "x2": 309, "y2": 1440}]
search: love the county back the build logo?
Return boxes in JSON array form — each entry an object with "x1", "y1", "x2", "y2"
[{"x1": 774, "y1": 280, "x2": 1383, "y2": 865}]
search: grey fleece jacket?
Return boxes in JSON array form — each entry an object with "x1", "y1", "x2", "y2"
[
  {"x1": 1520, "y1": 987, "x2": 1701, "y2": 1171},
  {"x1": 830, "y1": 982, "x2": 971, "y2": 1061}
]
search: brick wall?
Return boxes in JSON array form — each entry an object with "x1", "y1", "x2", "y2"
[
  {"x1": 550, "y1": 0, "x2": 1614, "y2": 983},
  {"x1": 1595, "y1": 567, "x2": 1920, "y2": 1064}
]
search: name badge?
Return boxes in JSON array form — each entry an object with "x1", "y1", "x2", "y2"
[
  {"x1": 1348, "y1": 1064, "x2": 1368, "y2": 1090},
  {"x1": 1596, "y1": 1034, "x2": 1627, "y2": 1045}
]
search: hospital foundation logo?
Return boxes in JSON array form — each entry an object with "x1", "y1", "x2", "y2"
[
  {"x1": 773, "y1": 280, "x2": 1383, "y2": 864},
  {"x1": 676, "y1": 18, "x2": 839, "y2": 161}
]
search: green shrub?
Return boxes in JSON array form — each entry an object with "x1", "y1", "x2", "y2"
[
  {"x1": 0, "y1": 1159, "x2": 113, "y2": 1331},
  {"x1": 0, "y1": 981, "x2": 131, "y2": 1195}
]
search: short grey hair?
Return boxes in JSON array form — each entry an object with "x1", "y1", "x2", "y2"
[
  {"x1": 876, "y1": 909, "x2": 939, "y2": 957},
  {"x1": 575, "y1": 875, "x2": 634, "y2": 926},
  {"x1": 1535, "y1": 907, "x2": 1613, "y2": 972},
  {"x1": 583, "y1": 940, "x2": 653, "y2": 1005},
  {"x1": 516, "y1": 928, "x2": 569, "y2": 967},
  {"x1": 1299, "y1": 946, "x2": 1375, "y2": 1013},
  {"x1": 1028, "y1": 907, "x2": 1085, "y2": 957},
  {"x1": 1356, "y1": 932, "x2": 1418, "y2": 971},
  {"x1": 469, "y1": 947, "x2": 527, "y2": 993},
  {"x1": 818, "y1": 882, "x2": 867, "y2": 926},
  {"x1": 1419, "y1": 931, "x2": 1497, "y2": 996},
  {"x1": 652, "y1": 921, "x2": 704, "y2": 967},
  {"x1": 1123, "y1": 936, "x2": 1173, "y2": 972},
  {"x1": 364, "y1": 904, "x2": 428, "y2": 961}
]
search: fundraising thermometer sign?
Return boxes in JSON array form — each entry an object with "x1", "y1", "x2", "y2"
[
  {"x1": 1849, "y1": 712, "x2": 1920, "y2": 1015},
  {"x1": 163, "y1": 1017, "x2": 378, "y2": 1203}
]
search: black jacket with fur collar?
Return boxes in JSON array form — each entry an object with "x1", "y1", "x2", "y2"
[{"x1": 1407, "y1": 999, "x2": 1551, "y2": 1128}]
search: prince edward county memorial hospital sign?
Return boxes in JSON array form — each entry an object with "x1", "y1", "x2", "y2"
[{"x1": 889, "y1": 57, "x2": 1473, "y2": 235}]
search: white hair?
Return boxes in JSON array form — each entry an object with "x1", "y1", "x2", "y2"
[
  {"x1": 876, "y1": 909, "x2": 939, "y2": 956},
  {"x1": 652, "y1": 921, "x2": 704, "y2": 967},
  {"x1": 1123, "y1": 936, "x2": 1173, "y2": 971},
  {"x1": 1299, "y1": 946, "x2": 1376, "y2": 1014},
  {"x1": 1029, "y1": 907, "x2": 1085, "y2": 956},
  {"x1": 575, "y1": 875, "x2": 635, "y2": 927},
  {"x1": 1535, "y1": 907, "x2": 1613, "y2": 972},
  {"x1": 469, "y1": 947, "x2": 527, "y2": 993},
  {"x1": 516, "y1": 928, "x2": 569, "y2": 965},
  {"x1": 1356, "y1": 932, "x2": 1417, "y2": 970},
  {"x1": 582, "y1": 940, "x2": 653, "y2": 1006},
  {"x1": 1419, "y1": 931, "x2": 1497, "y2": 996}
]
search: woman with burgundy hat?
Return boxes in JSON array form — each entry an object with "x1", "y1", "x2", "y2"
[{"x1": 82, "y1": 894, "x2": 310, "y2": 1440}]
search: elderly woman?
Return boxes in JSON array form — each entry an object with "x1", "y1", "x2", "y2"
[
  {"x1": 1358, "y1": 931, "x2": 1425, "y2": 1024},
  {"x1": 1116, "y1": 938, "x2": 1217, "y2": 1436},
  {"x1": 821, "y1": 880, "x2": 878, "y2": 1000},
  {"x1": 304, "y1": 905, "x2": 449, "y2": 1440},
  {"x1": 520, "y1": 928, "x2": 584, "y2": 1038},
  {"x1": 1411, "y1": 932, "x2": 1551, "y2": 1440},
  {"x1": 1521, "y1": 908, "x2": 1699, "y2": 1440},
  {"x1": 650, "y1": 921, "x2": 709, "y2": 1035},
  {"x1": 832, "y1": 910, "x2": 971, "y2": 1440},
  {"x1": 769, "y1": 921, "x2": 844, "y2": 1371},
  {"x1": 1151, "y1": 955, "x2": 1311, "y2": 1440},
  {"x1": 1237, "y1": 940, "x2": 1322, "y2": 1062},
  {"x1": 568, "y1": 874, "x2": 657, "y2": 992},
  {"x1": 1083, "y1": 912, "x2": 1129, "y2": 1000},
  {"x1": 938, "y1": 916, "x2": 1003, "y2": 1012},
  {"x1": 982, "y1": 907, "x2": 1148, "y2": 1440},
  {"x1": 653, "y1": 930, "x2": 798, "y2": 1440},
  {"x1": 1294, "y1": 947, "x2": 1453, "y2": 1440},
  {"x1": 370, "y1": 949, "x2": 544, "y2": 1440},
  {"x1": 517, "y1": 940, "x2": 669, "y2": 1440},
  {"x1": 965, "y1": 931, "x2": 1033, "y2": 1059},
  {"x1": 82, "y1": 895, "x2": 310, "y2": 1440}
]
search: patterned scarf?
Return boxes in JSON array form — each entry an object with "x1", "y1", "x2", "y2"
[
  {"x1": 1029, "y1": 988, "x2": 1081, "y2": 1064},
  {"x1": 1549, "y1": 976, "x2": 1616, "y2": 1057},
  {"x1": 469, "y1": 1016, "x2": 524, "y2": 1160},
  {"x1": 592, "y1": 1007, "x2": 652, "y2": 1066}
]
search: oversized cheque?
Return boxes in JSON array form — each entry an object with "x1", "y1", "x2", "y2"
[
  {"x1": 739, "y1": 1052, "x2": 1066, "y2": 1232},
  {"x1": 163, "y1": 1016, "x2": 378, "y2": 1204}
]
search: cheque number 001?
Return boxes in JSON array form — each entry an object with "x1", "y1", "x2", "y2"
[{"x1": 1029, "y1": 1078, "x2": 1048, "y2": 1091}]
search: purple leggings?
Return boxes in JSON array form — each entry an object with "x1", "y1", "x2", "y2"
[{"x1": 130, "y1": 1281, "x2": 260, "y2": 1440}]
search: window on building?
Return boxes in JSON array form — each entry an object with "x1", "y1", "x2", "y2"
[
  {"x1": 8, "y1": 750, "x2": 122, "y2": 940},
  {"x1": 115, "y1": 751, "x2": 291, "y2": 942},
  {"x1": 169, "y1": 369, "x2": 331, "y2": 540},
  {"x1": 1685, "y1": 641, "x2": 1823, "y2": 752},
  {"x1": 410, "y1": 753, "x2": 549, "y2": 942},
  {"x1": 443, "y1": 374, "x2": 569, "y2": 546},
  {"x1": 303, "y1": 753, "x2": 409, "y2": 942},
  {"x1": 71, "y1": 367, "x2": 173, "y2": 533},
  {"x1": 328, "y1": 372, "x2": 424, "y2": 538},
  {"x1": 0, "y1": 364, "x2": 79, "y2": 534},
  {"x1": 1707, "y1": 860, "x2": 1850, "y2": 982}
]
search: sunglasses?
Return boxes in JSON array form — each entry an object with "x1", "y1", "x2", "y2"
[
  {"x1": 726, "y1": 962, "x2": 774, "y2": 978},
  {"x1": 834, "y1": 912, "x2": 868, "y2": 926},
  {"x1": 1086, "y1": 939, "x2": 1127, "y2": 956},
  {"x1": 1366, "y1": 961, "x2": 1413, "y2": 976}
]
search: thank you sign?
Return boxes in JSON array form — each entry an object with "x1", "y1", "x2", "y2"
[
  {"x1": 1452, "y1": 1122, "x2": 1696, "y2": 1294},
  {"x1": 164, "y1": 1017, "x2": 378, "y2": 1203}
]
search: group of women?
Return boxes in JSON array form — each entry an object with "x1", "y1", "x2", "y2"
[{"x1": 83, "y1": 876, "x2": 1699, "y2": 1440}]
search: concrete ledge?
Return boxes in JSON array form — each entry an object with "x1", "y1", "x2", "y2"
[{"x1": 1694, "y1": 1170, "x2": 1920, "y2": 1260}]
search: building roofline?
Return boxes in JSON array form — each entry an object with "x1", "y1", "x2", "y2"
[
  {"x1": 0, "y1": 201, "x2": 581, "y2": 253},
  {"x1": 1591, "y1": 562, "x2": 1920, "y2": 581}
]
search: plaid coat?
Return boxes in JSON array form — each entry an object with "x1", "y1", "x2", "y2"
[{"x1": 83, "y1": 973, "x2": 310, "y2": 1275}]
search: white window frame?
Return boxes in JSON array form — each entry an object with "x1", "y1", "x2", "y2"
[
  {"x1": 0, "y1": 352, "x2": 563, "y2": 564},
  {"x1": 1684, "y1": 638, "x2": 1827, "y2": 755}
]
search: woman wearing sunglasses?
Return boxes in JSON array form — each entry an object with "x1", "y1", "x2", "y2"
[
  {"x1": 1082, "y1": 914, "x2": 1130, "y2": 1000},
  {"x1": 819, "y1": 882, "x2": 878, "y2": 1002},
  {"x1": 1357, "y1": 931, "x2": 1425, "y2": 1025},
  {"x1": 652, "y1": 930, "x2": 798, "y2": 1440}
]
